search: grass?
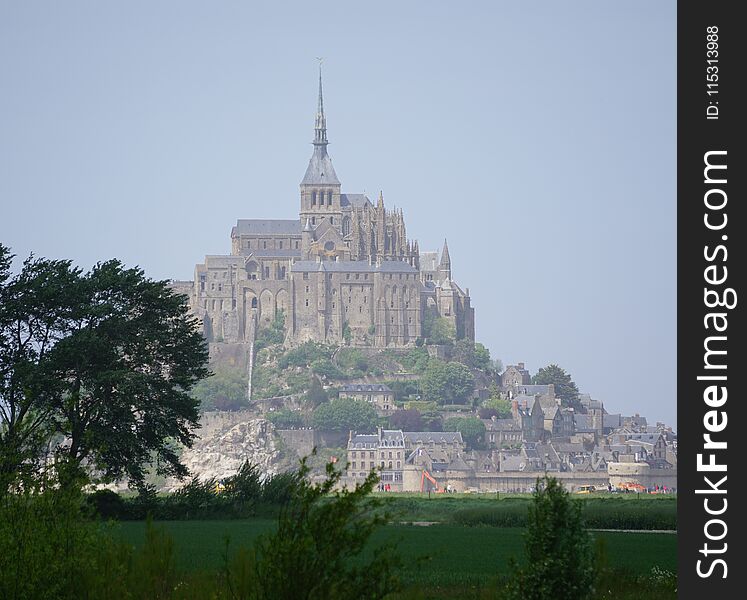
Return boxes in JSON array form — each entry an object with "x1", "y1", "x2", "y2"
[{"x1": 115, "y1": 519, "x2": 676, "y2": 587}]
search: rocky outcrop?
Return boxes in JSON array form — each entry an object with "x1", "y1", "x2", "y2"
[{"x1": 163, "y1": 410, "x2": 283, "y2": 491}]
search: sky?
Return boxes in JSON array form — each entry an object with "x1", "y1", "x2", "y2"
[{"x1": 0, "y1": 1, "x2": 676, "y2": 425}]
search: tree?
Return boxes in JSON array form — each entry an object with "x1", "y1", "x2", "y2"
[
  {"x1": 244, "y1": 458, "x2": 401, "y2": 599},
  {"x1": 47, "y1": 260, "x2": 210, "y2": 487},
  {"x1": 304, "y1": 377, "x2": 328, "y2": 408},
  {"x1": 482, "y1": 387, "x2": 513, "y2": 418},
  {"x1": 505, "y1": 476, "x2": 595, "y2": 599},
  {"x1": 443, "y1": 416, "x2": 486, "y2": 450},
  {"x1": 267, "y1": 409, "x2": 304, "y2": 429},
  {"x1": 1, "y1": 245, "x2": 209, "y2": 490},
  {"x1": 0, "y1": 246, "x2": 83, "y2": 488},
  {"x1": 532, "y1": 364, "x2": 581, "y2": 409},
  {"x1": 422, "y1": 306, "x2": 455, "y2": 345},
  {"x1": 389, "y1": 409, "x2": 424, "y2": 432},
  {"x1": 191, "y1": 368, "x2": 248, "y2": 411},
  {"x1": 311, "y1": 397, "x2": 379, "y2": 432},
  {"x1": 420, "y1": 360, "x2": 474, "y2": 405},
  {"x1": 450, "y1": 339, "x2": 492, "y2": 371}
]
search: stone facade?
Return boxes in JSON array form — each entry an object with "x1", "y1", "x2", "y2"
[
  {"x1": 178, "y1": 68, "x2": 474, "y2": 349},
  {"x1": 338, "y1": 383, "x2": 395, "y2": 416}
]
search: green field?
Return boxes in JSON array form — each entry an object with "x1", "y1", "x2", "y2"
[{"x1": 115, "y1": 519, "x2": 676, "y2": 588}]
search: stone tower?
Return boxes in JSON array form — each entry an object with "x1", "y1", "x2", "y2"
[{"x1": 299, "y1": 65, "x2": 342, "y2": 233}]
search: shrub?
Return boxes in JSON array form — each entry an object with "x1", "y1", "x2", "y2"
[
  {"x1": 267, "y1": 408, "x2": 304, "y2": 429},
  {"x1": 504, "y1": 476, "x2": 595, "y2": 600},
  {"x1": 312, "y1": 397, "x2": 379, "y2": 432},
  {"x1": 248, "y1": 458, "x2": 401, "y2": 599}
]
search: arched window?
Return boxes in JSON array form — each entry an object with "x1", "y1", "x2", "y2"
[
  {"x1": 327, "y1": 190, "x2": 333, "y2": 206},
  {"x1": 342, "y1": 217, "x2": 351, "y2": 236},
  {"x1": 251, "y1": 297, "x2": 257, "y2": 309},
  {"x1": 312, "y1": 191, "x2": 317, "y2": 206}
]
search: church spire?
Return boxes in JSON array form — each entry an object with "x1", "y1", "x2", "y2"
[
  {"x1": 314, "y1": 62, "x2": 328, "y2": 148},
  {"x1": 440, "y1": 239, "x2": 451, "y2": 271}
]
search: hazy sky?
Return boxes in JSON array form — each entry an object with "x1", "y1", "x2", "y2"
[{"x1": 0, "y1": 1, "x2": 676, "y2": 424}]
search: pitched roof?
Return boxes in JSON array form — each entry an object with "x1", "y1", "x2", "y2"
[
  {"x1": 233, "y1": 219, "x2": 301, "y2": 236},
  {"x1": 340, "y1": 193, "x2": 371, "y2": 208},
  {"x1": 404, "y1": 431, "x2": 463, "y2": 445},
  {"x1": 291, "y1": 260, "x2": 418, "y2": 273},
  {"x1": 339, "y1": 384, "x2": 392, "y2": 393}
]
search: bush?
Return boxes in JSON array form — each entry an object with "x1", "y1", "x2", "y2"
[
  {"x1": 248, "y1": 458, "x2": 401, "y2": 599},
  {"x1": 504, "y1": 476, "x2": 595, "y2": 600},
  {"x1": 86, "y1": 489, "x2": 126, "y2": 520},
  {"x1": 267, "y1": 409, "x2": 304, "y2": 429},
  {"x1": 312, "y1": 397, "x2": 379, "y2": 432}
]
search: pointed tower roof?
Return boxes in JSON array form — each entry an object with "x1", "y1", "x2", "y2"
[
  {"x1": 439, "y1": 239, "x2": 451, "y2": 269},
  {"x1": 301, "y1": 63, "x2": 340, "y2": 186}
]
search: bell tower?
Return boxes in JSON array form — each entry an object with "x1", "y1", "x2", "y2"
[{"x1": 300, "y1": 63, "x2": 342, "y2": 232}]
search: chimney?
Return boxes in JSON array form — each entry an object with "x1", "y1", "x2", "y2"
[{"x1": 511, "y1": 399, "x2": 519, "y2": 420}]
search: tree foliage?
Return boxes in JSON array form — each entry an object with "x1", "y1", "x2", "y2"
[
  {"x1": 389, "y1": 408, "x2": 424, "y2": 432},
  {"x1": 420, "y1": 360, "x2": 474, "y2": 405},
  {"x1": 311, "y1": 397, "x2": 379, "y2": 432},
  {"x1": 0, "y1": 244, "x2": 209, "y2": 490},
  {"x1": 443, "y1": 416, "x2": 486, "y2": 450},
  {"x1": 191, "y1": 368, "x2": 248, "y2": 412},
  {"x1": 450, "y1": 340, "x2": 492, "y2": 371},
  {"x1": 247, "y1": 458, "x2": 401, "y2": 599},
  {"x1": 505, "y1": 476, "x2": 595, "y2": 599},
  {"x1": 532, "y1": 364, "x2": 581, "y2": 409},
  {"x1": 267, "y1": 409, "x2": 304, "y2": 429}
]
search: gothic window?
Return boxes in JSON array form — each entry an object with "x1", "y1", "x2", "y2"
[
  {"x1": 312, "y1": 191, "x2": 317, "y2": 205},
  {"x1": 264, "y1": 266, "x2": 270, "y2": 278},
  {"x1": 342, "y1": 217, "x2": 351, "y2": 236},
  {"x1": 295, "y1": 241, "x2": 299, "y2": 249},
  {"x1": 279, "y1": 241, "x2": 283, "y2": 249},
  {"x1": 324, "y1": 241, "x2": 335, "y2": 251},
  {"x1": 311, "y1": 217, "x2": 316, "y2": 225},
  {"x1": 327, "y1": 190, "x2": 332, "y2": 206},
  {"x1": 330, "y1": 217, "x2": 334, "y2": 225},
  {"x1": 303, "y1": 272, "x2": 309, "y2": 280},
  {"x1": 263, "y1": 241, "x2": 267, "y2": 249},
  {"x1": 251, "y1": 298, "x2": 258, "y2": 308}
]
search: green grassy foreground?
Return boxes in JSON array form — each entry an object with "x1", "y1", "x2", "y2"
[{"x1": 115, "y1": 520, "x2": 676, "y2": 588}]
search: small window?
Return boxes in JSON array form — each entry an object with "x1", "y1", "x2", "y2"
[
  {"x1": 295, "y1": 241, "x2": 299, "y2": 249},
  {"x1": 305, "y1": 299, "x2": 309, "y2": 307},
  {"x1": 263, "y1": 241, "x2": 267, "y2": 249},
  {"x1": 303, "y1": 272, "x2": 309, "y2": 280},
  {"x1": 330, "y1": 217, "x2": 334, "y2": 225},
  {"x1": 279, "y1": 241, "x2": 283, "y2": 249},
  {"x1": 312, "y1": 191, "x2": 317, "y2": 205}
]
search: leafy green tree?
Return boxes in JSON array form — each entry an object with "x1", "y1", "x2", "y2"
[
  {"x1": 191, "y1": 368, "x2": 248, "y2": 411},
  {"x1": 420, "y1": 360, "x2": 474, "y2": 405},
  {"x1": 532, "y1": 364, "x2": 581, "y2": 409},
  {"x1": 47, "y1": 260, "x2": 210, "y2": 487},
  {"x1": 304, "y1": 377, "x2": 328, "y2": 408},
  {"x1": 443, "y1": 416, "x2": 486, "y2": 450},
  {"x1": 450, "y1": 340, "x2": 492, "y2": 371},
  {"x1": 1, "y1": 245, "x2": 209, "y2": 490},
  {"x1": 0, "y1": 246, "x2": 81, "y2": 488},
  {"x1": 311, "y1": 397, "x2": 379, "y2": 432},
  {"x1": 481, "y1": 387, "x2": 513, "y2": 418},
  {"x1": 389, "y1": 408, "x2": 424, "y2": 431},
  {"x1": 505, "y1": 476, "x2": 595, "y2": 599},
  {"x1": 267, "y1": 409, "x2": 304, "y2": 429},
  {"x1": 242, "y1": 458, "x2": 401, "y2": 599},
  {"x1": 421, "y1": 305, "x2": 455, "y2": 345}
]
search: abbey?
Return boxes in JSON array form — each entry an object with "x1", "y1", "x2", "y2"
[{"x1": 175, "y1": 70, "x2": 474, "y2": 348}]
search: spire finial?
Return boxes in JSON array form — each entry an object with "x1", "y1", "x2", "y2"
[{"x1": 313, "y1": 58, "x2": 328, "y2": 148}]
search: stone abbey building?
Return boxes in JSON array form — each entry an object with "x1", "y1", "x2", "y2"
[{"x1": 174, "y1": 70, "x2": 474, "y2": 348}]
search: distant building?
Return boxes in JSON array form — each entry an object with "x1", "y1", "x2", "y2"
[{"x1": 338, "y1": 383, "x2": 395, "y2": 415}]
